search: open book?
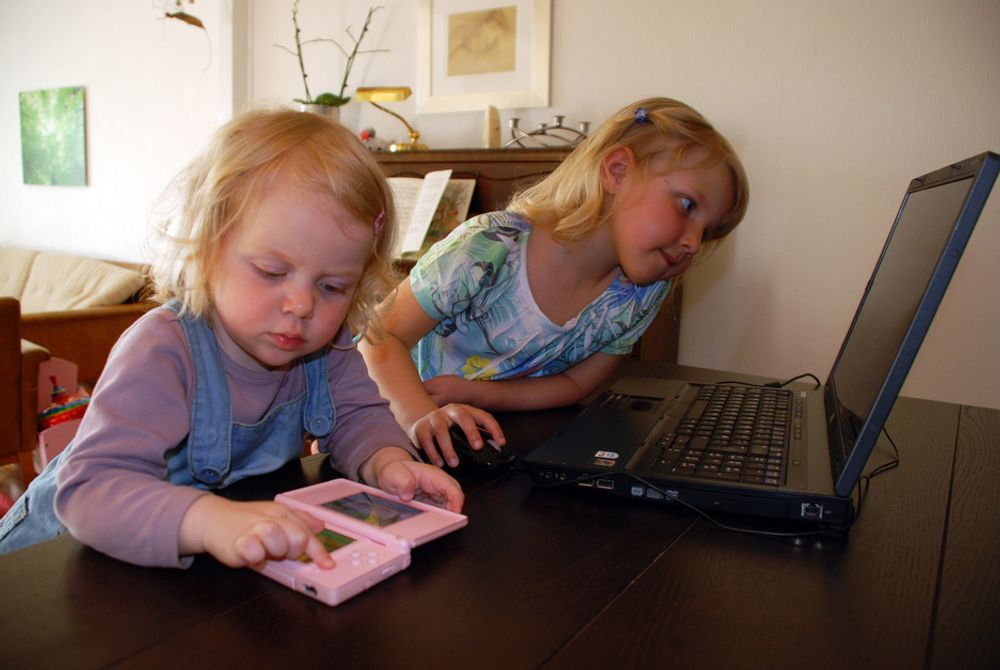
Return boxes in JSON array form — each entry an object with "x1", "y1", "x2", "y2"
[{"x1": 387, "y1": 169, "x2": 476, "y2": 259}]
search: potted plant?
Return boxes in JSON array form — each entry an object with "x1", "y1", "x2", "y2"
[{"x1": 276, "y1": 2, "x2": 385, "y2": 119}]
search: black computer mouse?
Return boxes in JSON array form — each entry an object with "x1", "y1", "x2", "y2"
[{"x1": 447, "y1": 426, "x2": 517, "y2": 472}]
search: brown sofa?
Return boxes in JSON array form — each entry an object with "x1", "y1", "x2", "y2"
[{"x1": 0, "y1": 248, "x2": 154, "y2": 485}]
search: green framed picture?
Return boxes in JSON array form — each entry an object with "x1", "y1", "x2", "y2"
[{"x1": 19, "y1": 86, "x2": 87, "y2": 186}]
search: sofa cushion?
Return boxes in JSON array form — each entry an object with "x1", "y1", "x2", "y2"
[
  {"x1": 0, "y1": 249, "x2": 38, "y2": 300},
  {"x1": 20, "y1": 252, "x2": 145, "y2": 313}
]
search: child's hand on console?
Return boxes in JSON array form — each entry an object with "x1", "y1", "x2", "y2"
[
  {"x1": 179, "y1": 495, "x2": 335, "y2": 570},
  {"x1": 362, "y1": 446, "x2": 465, "y2": 513}
]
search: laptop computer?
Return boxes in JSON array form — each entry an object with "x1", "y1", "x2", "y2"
[{"x1": 523, "y1": 151, "x2": 999, "y2": 526}]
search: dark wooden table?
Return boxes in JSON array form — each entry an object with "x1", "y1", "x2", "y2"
[{"x1": 2, "y1": 365, "x2": 997, "y2": 669}]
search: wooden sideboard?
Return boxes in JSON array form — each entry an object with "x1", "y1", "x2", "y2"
[
  {"x1": 372, "y1": 148, "x2": 680, "y2": 364},
  {"x1": 373, "y1": 147, "x2": 570, "y2": 214}
]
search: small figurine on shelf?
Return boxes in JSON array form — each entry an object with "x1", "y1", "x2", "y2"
[
  {"x1": 359, "y1": 126, "x2": 389, "y2": 151},
  {"x1": 38, "y1": 376, "x2": 90, "y2": 431}
]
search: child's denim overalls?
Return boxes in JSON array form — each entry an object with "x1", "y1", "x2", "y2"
[{"x1": 0, "y1": 302, "x2": 335, "y2": 553}]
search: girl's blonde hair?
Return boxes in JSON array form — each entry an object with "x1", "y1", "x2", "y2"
[
  {"x1": 508, "y1": 97, "x2": 749, "y2": 244},
  {"x1": 150, "y1": 108, "x2": 398, "y2": 337}
]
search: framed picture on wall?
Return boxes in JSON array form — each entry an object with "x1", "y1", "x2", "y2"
[
  {"x1": 19, "y1": 86, "x2": 87, "y2": 186},
  {"x1": 417, "y1": 0, "x2": 551, "y2": 113}
]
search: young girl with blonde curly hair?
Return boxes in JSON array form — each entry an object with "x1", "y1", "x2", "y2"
[
  {"x1": 0, "y1": 109, "x2": 463, "y2": 567},
  {"x1": 361, "y1": 97, "x2": 749, "y2": 469}
]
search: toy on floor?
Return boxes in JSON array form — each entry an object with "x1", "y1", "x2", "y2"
[{"x1": 38, "y1": 375, "x2": 90, "y2": 431}]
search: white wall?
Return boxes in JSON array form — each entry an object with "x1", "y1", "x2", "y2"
[
  {"x1": 2, "y1": 0, "x2": 998, "y2": 410},
  {"x1": 0, "y1": 0, "x2": 234, "y2": 262}
]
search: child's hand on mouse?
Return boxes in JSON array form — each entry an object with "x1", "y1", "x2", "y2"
[
  {"x1": 362, "y1": 446, "x2": 465, "y2": 513},
  {"x1": 409, "y1": 404, "x2": 505, "y2": 468},
  {"x1": 179, "y1": 495, "x2": 335, "y2": 570}
]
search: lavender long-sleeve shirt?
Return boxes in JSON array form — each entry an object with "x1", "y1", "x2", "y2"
[{"x1": 53, "y1": 306, "x2": 415, "y2": 567}]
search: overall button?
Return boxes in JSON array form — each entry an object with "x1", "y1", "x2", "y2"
[
  {"x1": 310, "y1": 416, "x2": 330, "y2": 434},
  {"x1": 198, "y1": 468, "x2": 222, "y2": 484}
]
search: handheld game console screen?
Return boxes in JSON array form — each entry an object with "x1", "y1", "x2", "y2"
[
  {"x1": 299, "y1": 528, "x2": 355, "y2": 563},
  {"x1": 321, "y1": 492, "x2": 421, "y2": 527}
]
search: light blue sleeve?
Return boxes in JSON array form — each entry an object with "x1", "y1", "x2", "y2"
[
  {"x1": 598, "y1": 281, "x2": 672, "y2": 356},
  {"x1": 409, "y1": 214, "x2": 514, "y2": 321}
]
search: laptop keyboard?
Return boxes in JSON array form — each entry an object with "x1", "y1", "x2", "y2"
[{"x1": 649, "y1": 385, "x2": 794, "y2": 486}]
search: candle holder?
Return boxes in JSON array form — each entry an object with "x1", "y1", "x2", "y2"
[{"x1": 504, "y1": 115, "x2": 590, "y2": 148}]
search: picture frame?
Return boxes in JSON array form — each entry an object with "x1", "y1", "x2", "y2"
[
  {"x1": 19, "y1": 86, "x2": 87, "y2": 186},
  {"x1": 417, "y1": 0, "x2": 551, "y2": 114}
]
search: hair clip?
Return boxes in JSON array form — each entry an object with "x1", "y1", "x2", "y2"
[
  {"x1": 373, "y1": 210, "x2": 385, "y2": 237},
  {"x1": 635, "y1": 107, "x2": 650, "y2": 124}
]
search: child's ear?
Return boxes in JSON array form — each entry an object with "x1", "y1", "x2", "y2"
[{"x1": 600, "y1": 147, "x2": 634, "y2": 194}]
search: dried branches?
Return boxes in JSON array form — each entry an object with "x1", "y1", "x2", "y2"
[{"x1": 275, "y1": 2, "x2": 386, "y2": 106}]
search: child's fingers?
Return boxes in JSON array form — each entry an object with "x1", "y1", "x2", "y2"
[
  {"x1": 233, "y1": 514, "x2": 331, "y2": 569},
  {"x1": 298, "y1": 531, "x2": 335, "y2": 569},
  {"x1": 381, "y1": 462, "x2": 419, "y2": 502},
  {"x1": 414, "y1": 415, "x2": 461, "y2": 467},
  {"x1": 432, "y1": 424, "x2": 461, "y2": 467},
  {"x1": 463, "y1": 406, "x2": 506, "y2": 445},
  {"x1": 412, "y1": 464, "x2": 465, "y2": 512},
  {"x1": 385, "y1": 460, "x2": 464, "y2": 512},
  {"x1": 277, "y1": 509, "x2": 335, "y2": 569},
  {"x1": 287, "y1": 508, "x2": 325, "y2": 533},
  {"x1": 413, "y1": 422, "x2": 446, "y2": 467},
  {"x1": 233, "y1": 531, "x2": 269, "y2": 567}
]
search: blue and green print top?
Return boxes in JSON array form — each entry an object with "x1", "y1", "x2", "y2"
[{"x1": 409, "y1": 211, "x2": 670, "y2": 381}]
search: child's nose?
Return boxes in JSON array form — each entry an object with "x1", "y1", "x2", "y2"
[
  {"x1": 282, "y1": 289, "x2": 314, "y2": 318},
  {"x1": 680, "y1": 222, "x2": 703, "y2": 255}
]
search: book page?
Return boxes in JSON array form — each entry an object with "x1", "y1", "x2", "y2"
[
  {"x1": 400, "y1": 169, "x2": 452, "y2": 253},
  {"x1": 398, "y1": 178, "x2": 476, "y2": 259},
  {"x1": 386, "y1": 177, "x2": 425, "y2": 251},
  {"x1": 387, "y1": 172, "x2": 477, "y2": 258}
]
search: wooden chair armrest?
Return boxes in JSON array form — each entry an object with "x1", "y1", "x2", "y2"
[
  {"x1": 20, "y1": 340, "x2": 52, "y2": 461},
  {"x1": 20, "y1": 302, "x2": 155, "y2": 386}
]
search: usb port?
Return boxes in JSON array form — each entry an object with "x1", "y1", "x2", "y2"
[
  {"x1": 303, "y1": 584, "x2": 318, "y2": 597},
  {"x1": 577, "y1": 480, "x2": 594, "y2": 488},
  {"x1": 596, "y1": 479, "x2": 614, "y2": 490},
  {"x1": 800, "y1": 502, "x2": 824, "y2": 519}
]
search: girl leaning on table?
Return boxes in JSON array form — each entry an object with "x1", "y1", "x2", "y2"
[
  {"x1": 359, "y1": 97, "x2": 749, "y2": 470},
  {"x1": 0, "y1": 108, "x2": 463, "y2": 567}
]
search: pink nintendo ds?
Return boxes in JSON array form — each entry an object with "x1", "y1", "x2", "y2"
[{"x1": 257, "y1": 479, "x2": 467, "y2": 606}]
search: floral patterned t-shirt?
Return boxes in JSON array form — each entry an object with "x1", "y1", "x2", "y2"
[{"x1": 409, "y1": 211, "x2": 671, "y2": 381}]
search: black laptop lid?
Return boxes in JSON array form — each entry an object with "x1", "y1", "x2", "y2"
[{"x1": 825, "y1": 152, "x2": 999, "y2": 496}]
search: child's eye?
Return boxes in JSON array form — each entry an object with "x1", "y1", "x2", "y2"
[
  {"x1": 254, "y1": 265, "x2": 285, "y2": 279},
  {"x1": 318, "y1": 280, "x2": 347, "y2": 295},
  {"x1": 679, "y1": 197, "x2": 696, "y2": 215}
]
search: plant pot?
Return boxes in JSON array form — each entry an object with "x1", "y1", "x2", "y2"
[{"x1": 298, "y1": 103, "x2": 342, "y2": 122}]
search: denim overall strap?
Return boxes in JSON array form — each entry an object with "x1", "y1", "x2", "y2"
[
  {"x1": 301, "y1": 348, "x2": 334, "y2": 439},
  {"x1": 170, "y1": 302, "x2": 232, "y2": 487},
  {"x1": 0, "y1": 449, "x2": 69, "y2": 552}
]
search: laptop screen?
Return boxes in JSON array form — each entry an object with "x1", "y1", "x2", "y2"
[
  {"x1": 825, "y1": 152, "x2": 997, "y2": 495},
  {"x1": 830, "y1": 177, "x2": 973, "y2": 424}
]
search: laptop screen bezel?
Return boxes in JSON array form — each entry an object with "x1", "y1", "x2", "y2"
[{"x1": 824, "y1": 152, "x2": 999, "y2": 497}]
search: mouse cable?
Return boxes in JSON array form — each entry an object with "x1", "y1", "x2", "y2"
[
  {"x1": 714, "y1": 373, "x2": 822, "y2": 390},
  {"x1": 529, "y1": 373, "x2": 900, "y2": 541},
  {"x1": 853, "y1": 425, "x2": 900, "y2": 518},
  {"x1": 709, "y1": 372, "x2": 900, "y2": 515},
  {"x1": 536, "y1": 471, "x2": 852, "y2": 540},
  {"x1": 532, "y1": 427, "x2": 901, "y2": 543}
]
